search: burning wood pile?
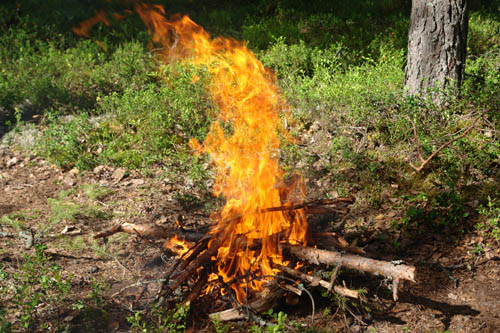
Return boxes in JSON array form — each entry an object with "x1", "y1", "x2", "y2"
[
  {"x1": 76, "y1": 1, "x2": 415, "y2": 321},
  {"x1": 95, "y1": 196, "x2": 415, "y2": 320}
]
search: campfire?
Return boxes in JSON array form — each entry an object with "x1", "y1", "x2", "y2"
[{"x1": 76, "y1": 2, "x2": 415, "y2": 321}]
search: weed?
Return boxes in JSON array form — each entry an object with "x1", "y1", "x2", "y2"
[
  {"x1": 476, "y1": 196, "x2": 500, "y2": 241},
  {"x1": 0, "y1": 244, "x2": 73, "y2": 331},
  {"x1": 48, "y1": 195, "x2": 112, "y2": 225},
  {"x1": 81, "y1": 183, "x2": 113, "y2": 201},
  {"x1": 249, "y1": 309, "x2": 288, "y2": 333},
  {"x1": 127, "y1": 303, "x2": 190, "y2": 333},
  {"x1": 70, "y1": 278, "x2": 110, "y2": 331},
  {"x1": 212, "y1": 316, "x2": 231, "y2": 333},
  {"x1": 0, "y1": 215, "x2": 26, "y2": 232}
]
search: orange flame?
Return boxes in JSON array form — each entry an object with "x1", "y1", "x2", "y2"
[
  {"x1": 75, "y1": 2, "x2": 308, "y2": 303},
  {"x1": 72, "y1": 10, "x2": 110, "y2": 38},
  {"x1": 164, "y1": 235, "x2": 192, "y2": 257}
]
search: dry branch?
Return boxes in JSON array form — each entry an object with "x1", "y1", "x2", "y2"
[
  {"x1": 94, "y1": 222, "x2": 204, "y2": 242},
  {"x1": 167, "y1": 240, "x2": 220, "y2": 292},
  {"x1": 94, "y1": 196, "x2": 354, "y2": 242},
  {"x1": 313, "y1": 232, "x2": 366, "y2": 255},
  {"x1": 274, "y1": 264, "x2": 359, "y2": 298},
  {"x1": 214, "y1": 196, "x2": 355, "y2": 225}
]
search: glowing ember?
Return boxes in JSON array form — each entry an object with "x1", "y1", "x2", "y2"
[{"x1": 75, "y1": 2, "x2": 308, "y2": 303}]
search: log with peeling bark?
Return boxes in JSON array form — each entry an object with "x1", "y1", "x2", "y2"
[
  {"x1": 286, "y1": 245, "x2": 415, "y2": 282},
  {"x1": 286, "y1": 244, "x2": 415, "y2": 300}
]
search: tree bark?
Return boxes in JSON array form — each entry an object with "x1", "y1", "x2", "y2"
[{"x1": 405, "y1": 0, "x2": 469, "y2": 104}]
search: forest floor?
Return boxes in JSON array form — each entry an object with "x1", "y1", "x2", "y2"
[{"x1": 1, "y1": 146, "x2": 500, "y2": 332}]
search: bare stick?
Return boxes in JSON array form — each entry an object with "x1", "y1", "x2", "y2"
[
  {"x1": 286, "y1": 245, "x2": 416, "y2": 283},
  {"x1": 275, "y1": 264, "x2": 359, "y2": 298},
  {"x1": 392, "y1": 278, "x2": 400, "y2": 301},
  {"x1": 94, "y1": 222, "x2": 205, "y2": 242},
  {"x1": 94, "y1": 195, "x2": 354, "y2": 241},
  {"x1": 328, "y1": 264, "x2": 341, "y2": 292},
  {"x1": 111, "y1": 279, "x2": 166, "y2": 298},
  {"x1": 313, "y1": 232, "x2": 366, "y2": 255}
]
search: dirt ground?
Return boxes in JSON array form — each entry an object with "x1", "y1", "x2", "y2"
[{"x1": 1, "y1": 146, "x2": 499, "y2": 332}]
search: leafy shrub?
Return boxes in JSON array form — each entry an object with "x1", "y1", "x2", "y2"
[{"x1": 38, "y1": 63, "x2": 216, "y2": 170}]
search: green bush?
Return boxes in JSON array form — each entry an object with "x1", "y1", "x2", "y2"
[{"x1": 38, "y1": 63, "x2": 216, "y2": 170}]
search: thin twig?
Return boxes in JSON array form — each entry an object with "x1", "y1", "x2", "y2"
[
  {"x1": 216, "y1": 197, "x2": 355, "y2": 225},
  {"x1": 112, "y1": 279, "x2": 166, "y2": 298},
  {"x1": 410, "y1": 110, "x2": 489, "y2": 172}
]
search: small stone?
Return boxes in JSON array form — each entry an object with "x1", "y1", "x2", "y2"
[
  {"x1": 112, "y1": 167, "x2": 127, "y2": 182},
  {"x1": 93, "y1": 165, "x2": 106, "y2": 175},
  {"x1": 88, "y1": 266, "x2": 99, "y2": 274},
  {"x1": 329, "y1": 190, "x2": 339, "y2": 198},
  {"x1": 69, "y1": 167, "x2": 79, "y2": 176},
  {"x1": 63, "y1": 315, "x2": 74, "y2": 322},
  {"x1": 63, "y1": 174, "x2": 77, "y2": 186},
  {"x1": 6, "y1": 157, "x2": 18, "y2": 168},
  {"x1": 131, "y1": 178, "x2": 145, "y2": 186}
]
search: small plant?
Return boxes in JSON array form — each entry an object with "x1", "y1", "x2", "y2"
[
  {"x1": 476, "y1": 196, "x2": 500, "y2": 241},
  {"x1": 212, "y1": 316, "x2": 231, "y2": 333},
  {"x1": 249, "y1": 309, "x2": 288, "y2": 333},
  {"x1": 69, "y1": 278, "x2": 110, "y2": 331},
  {"x1": 127, "y1": 303, "x2": 190, "y2": 333},
  {"x1": 81, "y1": 183, "x2": 113, "y2": 201},
  {"x1": 0, "y1": 244, "x2": 73, "y2": 331}
]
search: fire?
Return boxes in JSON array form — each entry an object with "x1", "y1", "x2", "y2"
[
  {"x1": 164, "y1": 235, "x2": 192, "y2": 257},
  {"x1": 72, "y1": 10, "x2": 110, "y2": 38},
  {"x1": 76, "y1": 2, "x2": 308, "y2": 303}
]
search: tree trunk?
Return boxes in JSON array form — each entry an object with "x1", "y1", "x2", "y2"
[{"x1": 405, "y1": 0, "x2": 469, "y2": 104}]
